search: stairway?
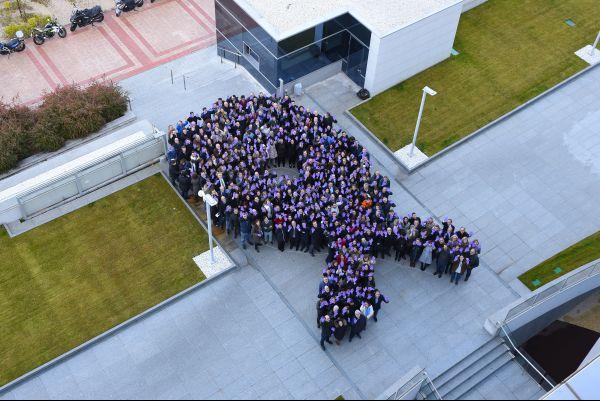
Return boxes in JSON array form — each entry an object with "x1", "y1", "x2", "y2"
[{"x1": 424, "y1": 338, "x2": 515, "y2": 400}]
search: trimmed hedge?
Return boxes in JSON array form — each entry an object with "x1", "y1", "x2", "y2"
[{"x1": 0, "y1": 82, "x2": 128, "y2": 174}]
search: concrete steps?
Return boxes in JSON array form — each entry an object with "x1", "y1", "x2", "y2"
[{"x1": 425, "y1": 338, "x2": 514, "y2": 400}]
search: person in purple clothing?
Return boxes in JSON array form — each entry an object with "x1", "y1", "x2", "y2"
[{"x1": 168, "y1": 94, "x2": 481, "y2": 345}]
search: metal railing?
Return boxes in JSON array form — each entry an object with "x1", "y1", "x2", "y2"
[
  {"x1": 14, "y1": 134, "x2": 166, "y2": 221},
  {"x1": 218, "y1": 47, "x2": 241, "y2": 67},
  {"x1": 504, "y1": 261, "x2": 600, "y2": 323},
  {"x1": 379, "y1": 369, "x2": 442, "y2": 400},
  {"x1": 499, "y1": 325, "x2": 555, "y2": 390}
]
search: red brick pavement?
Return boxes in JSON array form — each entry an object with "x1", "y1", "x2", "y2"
[{"x1": 0, "y1": 0, "x2": 216, "y2": 105}]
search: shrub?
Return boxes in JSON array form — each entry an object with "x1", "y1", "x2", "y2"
[
  {"x1": 0, "y1": 122, "x2": 20, "y2": 173},
  {"x1": 3, "y1": 14, "x2": 51, "y2": 38},
  {"x1": 0, "y1": 102, "x2": 36, "y2": 158},
  {"x1": 0, "y1": 82, "x2": 128, "y2": 174},
  {"x1": 86, "y1": 82, "x2": 129, "y2": 122}
]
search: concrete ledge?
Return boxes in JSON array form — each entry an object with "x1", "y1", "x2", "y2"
[
  {"x1": 193, "y1": 246, "x2": 235, "y2": 278},
  {"x1": 0, "y1": 171, "x2": 238, "y2": 396},
  {"x1": 575, "y1": 45, "x2": 600, "y2": 65},
  {"x1": 0, "y1": 110, "x2": 137, "y2": 181},
  {"x1": 484, "y1": 258, "x2": 600, "y2": 335},
  {"x1": 345, "y1": 59, "x2": 600, "y2": 175},
  {"x1": 376, "y1": 366, "x2": 424, "y2": 400}
]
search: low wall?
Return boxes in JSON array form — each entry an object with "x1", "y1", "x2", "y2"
[
  {"x1": 462, "y1": 0, "x2": 488, "y2": 12},
  {"x1": 485, "y1": 260, "x2": 600, "y2": 339}
]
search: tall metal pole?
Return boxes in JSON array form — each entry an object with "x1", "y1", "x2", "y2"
[
  {"x1": 205, "y1": 200, "x2": 216, "y2": 263},
  {"x1": 410, "y1": 90, "x2": 428, "y2": 157},
  {"x1": 590, "y1": 30, "x2": 600, "y2": 56}
]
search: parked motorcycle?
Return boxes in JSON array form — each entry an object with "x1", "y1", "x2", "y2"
[
  {"x1": 0, "y1": 31, "x2": 25, "y2": 56},
  {"x1": 70, "y1": 5, "x2": 104, "y2": 32},
  {"x1": 32, "y1": 18, "x2": 67, "y2": 45},
  {"x1": 115, "y1": 0, "x2": 144, "y2": 17}
]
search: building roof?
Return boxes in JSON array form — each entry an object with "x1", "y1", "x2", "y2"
[{"x1": 232, "y1": 0, "x2": 463, "y2": 41}]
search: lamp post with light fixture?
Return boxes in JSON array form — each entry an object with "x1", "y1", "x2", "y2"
[
  {"x1": 198, "y1": 190, "x2": 218, "y2": 263},
  {"x1": 590, "y1": 30, "x2": 600, "y2": 56},
  {"x1": 409, "y1": 86, "x2": 437, "y2": 157}
]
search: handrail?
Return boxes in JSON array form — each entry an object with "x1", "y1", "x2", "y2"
[
  {"x1": 504, "y1": 261, "x2": 599, "y2": 324},
  {"x1": 423, "y1": 371, "x2": 442, "y2": 400},
  {"x1": 500, "y1": 325, "x2": 554, "y2": 389},
  {"x1": 384, "y1": 369, "x2": 442, "y2": 400},
  {"x1": 218, "y1": 47, "x2": 242, "y2": 58}
]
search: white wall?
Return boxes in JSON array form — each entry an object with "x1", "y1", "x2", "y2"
[
  {"x1": 364, "y1": 2, "x2": 463, "y2": 95},
  {"x1": 462, "y1": 0, "x2": 488, "y2": 12}
]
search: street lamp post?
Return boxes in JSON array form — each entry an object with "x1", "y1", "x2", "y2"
[
  {"x1": 198, "y1": 190, "x2": 218, "y2": 263},
  {"x1": 409, "y1": 86, "x2": 437, "y2": 157},
  {"x1": 590, "y1": 30, "x2": 600, "y2": 56}
]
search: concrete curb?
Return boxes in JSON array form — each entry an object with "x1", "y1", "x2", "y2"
[
  {"x1": 345, "y1": 61, "x2": 600, "y2": 174},
  {"x1": 0, "y1": 172, "x2": 238, "y2": 396}
]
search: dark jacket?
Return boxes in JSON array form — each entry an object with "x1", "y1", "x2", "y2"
[
  {"x1": 240, "y1": 218, "x2": 251, "y2": 234},
  {"x1": 436, "y1": 249, "x2": 450, "y2": 268},
  {"x1": 350, "y1": 315, "x2": 367, "y2": 334},
  {"x1": 373, "y1": 294, "x2": 389, "y2": 312}
]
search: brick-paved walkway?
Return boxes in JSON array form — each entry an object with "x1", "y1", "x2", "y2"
[{"x1": 0, "y1": 0, "x2": 215, "y2": 105}]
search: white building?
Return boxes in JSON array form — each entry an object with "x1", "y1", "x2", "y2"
[{"x1": 215, "y1": 0, "x2": 479, "y2": 94}]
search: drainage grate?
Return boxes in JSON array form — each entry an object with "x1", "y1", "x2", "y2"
[
  {"x1": 451, "y1": 48, "x2": 460, "y2": 56},
  {"x1": 565, "y1": 19, "x2": 576, "y2": 27}
]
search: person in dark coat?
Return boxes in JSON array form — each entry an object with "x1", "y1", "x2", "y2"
[
  {"x1": 450, "y1": 255, "x2": 468, "y2": 285},
  {"x1": 251, "y1": 219, "x2": 262, "y2": 253},
  {"x1": 409, "y1": 238, "x2": 423, "y2": 268},
  {"x1": 372, "y1": 290, "x2": 390, "y2": 322},
  {"x1": 177, "y1": 171, "x2": 191, "y2": 198},
  {"x1": 333, "y1": 318, "x2": 347, "y2": 345},
  {"x1": 288, "y1": 221, "x2": 301, "y2": 251},
  {"x1": 274, "y1": 223, "x2": 286, "y2": 252},
  {"x1": 300, "y1": 222, "x2": 310, "y2": 252},
  {"x1": 435, "y1": 244, "x2": 450, "y2": 278},
  {"x1": 239, "y1": 213, "x2": 251, "y2": 250},
  {"x1": 320, "y1": 315, "x2": 333, "y2": 350},
  {"x1": 309, "y1": 221, "x2": 323, "y2": 257},
  {"x1": 349, "y1": 310, "x2": 367, "y2": 342},
  {"x1": 230, "y1": 208, "x2": 240, "y2": 238},
  {"x1": 465, "y1": 248, "x2": 479, "y2": 282},
  {"x1": 168, "y1": 159, "x2": 179, "y2": 185}
]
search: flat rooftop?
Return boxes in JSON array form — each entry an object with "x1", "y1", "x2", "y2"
[{"x1": 231, "y1": 0, "x2": 463, "y2": 41}]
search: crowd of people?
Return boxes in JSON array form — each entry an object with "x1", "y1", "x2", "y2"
[{"x1": 166, "y1": 93, "x2": 481, "y2": 350}]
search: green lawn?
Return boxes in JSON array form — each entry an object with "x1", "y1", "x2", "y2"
[
  {"x1": 519, "y1": 231, "x2": 600, "y2": 291},
  {"x1": 0, "y1": 174, "x2": 207, "y2": 386},
  {"x1": 351, "y1": 0, "x2": 599, "y2": 155}
]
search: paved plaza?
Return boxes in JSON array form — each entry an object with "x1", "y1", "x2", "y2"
[
  {"x1": 1, "y1": 46, "x2": 599, "y2": 399},
  {"x1": 305, "y1": 67, "x2": 600, "y2": 295},
  {"x1": 0, "y1": 0, "x2": 215, "y2": 105}
]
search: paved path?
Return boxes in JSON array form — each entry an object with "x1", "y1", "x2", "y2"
[
  {"x1": 401, "y1": 66, "x2": 600, "y2": 294},
  {"x1": 0, "y1": 267, "x2": 358, "y2": 400},
  {"x1": 306, "y1": 67, "x2": 600, "y2": 295},
  {"x1": 120, "y1": 45, "x2": 265, "y2": 132},
  {"x1": 0, "y1": 0, "x2": 215, "y2": 105}
]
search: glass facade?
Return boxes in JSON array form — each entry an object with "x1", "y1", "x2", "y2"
[{"x1": 215, "y1": 0, "x2": 371, "y2": 91}]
